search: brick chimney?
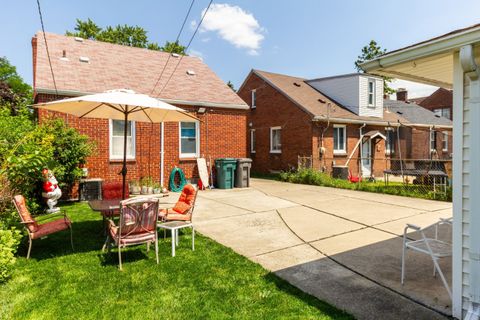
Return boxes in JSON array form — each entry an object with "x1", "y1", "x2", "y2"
[{"x1": 396, "y1": 88, "x2": 408, "y2": 101}]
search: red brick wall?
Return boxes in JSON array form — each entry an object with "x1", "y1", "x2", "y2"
[
  {"x1": 35, "y1": 93, "x2": 247, "y2": 191},
  {"x1": 238, "y1": 73, "x2": 313, "y2": 173}
]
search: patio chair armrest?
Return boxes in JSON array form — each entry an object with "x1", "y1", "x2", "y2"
[
  {"x1": 20, "y1": 220, "x2": 35, "y2": 224},
  {"x1": 406, "y1": 223, "x2": 421, "y2": 231},
  {"x1": 34, "y1": 211, "x2": 65, "y2": 222}
]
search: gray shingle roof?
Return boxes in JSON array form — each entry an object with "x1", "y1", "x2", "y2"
[{"x1": 384, "y1": 99, "x2": 452, "y2": 127}]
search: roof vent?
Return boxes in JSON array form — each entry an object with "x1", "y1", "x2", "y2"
[
  {"x1": 317, "y1": 98, "x2": 326, "y2": 103},
  {"x1": 293, "y1": 82, "x2": 301, "y2": 87},
  {"x1": 60, "y1": 49, "x2": 69, "y2": 61},
  {"x1": 396, "y1": 111, "x2": 403, "y2": 115},
  {"x1": 171, "y1": 53, "x2": 180, "y2": 58},
  {"x1": 435, "y1": 114, "x2": 441, "y2": 118},
  {"x1": 79, "y1": 56, "x2": 90, "y2": 63},
  {"x1": 186, "y1": 70, "x2": 196, "y2": 76},
  {"x1": 74, "y1": 37, "x2": 84, "y2": 42}
]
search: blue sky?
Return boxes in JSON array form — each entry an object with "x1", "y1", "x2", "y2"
[{"x1": 2, "y1": 0, "x2": 480, "y2": 97}]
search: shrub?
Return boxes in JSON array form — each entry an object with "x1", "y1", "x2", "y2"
[
  {"x1": 278, "y1": 169, "x2": 451, "y2": 202},
  {"x1": 0, "y1": 228, "x2": 22, "y2": 283}
]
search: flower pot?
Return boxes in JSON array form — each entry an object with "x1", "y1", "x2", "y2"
[
  {"x1": 131, "y1": 186, "x2": 141, "y2": 195},
  {"x1": 153, "y1": 188, "x2": 161, "y2": 194},
  {"x1": 147, "y1": 187, "x2": 153, "y2": 194},
  {"x1": 141, "y1": 186, "x2": 149, "y2": 194}
]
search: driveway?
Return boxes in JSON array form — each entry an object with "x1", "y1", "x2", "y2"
[{"x1": 193, "y1": 178, "x2": 452, "y2": 320}]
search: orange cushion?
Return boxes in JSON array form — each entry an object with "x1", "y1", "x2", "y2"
[
  {"x1": 172, "y1": 184, "x2": 196, "y2": 214},
  {"x1": 172, "y1": 201, "x2": 191, "y2": 214}
]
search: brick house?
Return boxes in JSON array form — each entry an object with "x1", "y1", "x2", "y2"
[
  {"x1": 32, "y1": 32, "x2": 248, "y2": 190},
  {"x1": 397, "y1": 87, "x2": 453, "y2": 120},
  {"x1": 238, "y1": 69, "x2": 452, "y2": 177}
]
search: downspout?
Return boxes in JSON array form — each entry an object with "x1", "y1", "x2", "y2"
[
  {"x1": 319, "y1": 103, "x2": 331, "y2": 171},
  {"x1": 359, "y1": 123, "x2": 366, "y2": 177},
  {"x1": 461, "y1": 44, "x2": 480, "y2": 320},
  {"x1": 160, "y1": 122, "x2": 164, "y2": 188}
]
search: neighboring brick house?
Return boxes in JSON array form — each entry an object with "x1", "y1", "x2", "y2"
[
  {"x1": 238, "y1": 69, "x2": 452, "y2": 177},
  {"x1": 397, "y1": 87, "x2": 453, "y2": 120},
  {"x1": 32, "y1": 32, "x2": 248, "y2": 190}
]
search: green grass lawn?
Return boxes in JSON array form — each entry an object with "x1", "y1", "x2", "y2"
[{"x1": 0, "y1": 203, "x2": 352, "y2": 320}]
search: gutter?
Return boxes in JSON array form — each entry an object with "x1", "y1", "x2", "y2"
[
  {"x1": 312, "y1": 116, "x2": 452, "y2": 129},
  {"x1": 360, "y1": 27, "x2": 480, "y2": 72},
  {"x1": 35, "y1": 87, "x2": 249, "y2": 110}
]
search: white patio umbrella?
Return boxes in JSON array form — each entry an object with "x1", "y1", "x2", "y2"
[{"x1": 34, "y1": 89, "x2": 198, "y2": 199}]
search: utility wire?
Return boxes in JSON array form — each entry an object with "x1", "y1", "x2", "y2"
[
  {"x1": 36, "y1": 0, "x2": 58, "y2": 98},
  {"x1": 150, "y1": 0, "x2": 196, "y2": 95},
  {"x1": 157, "y1": 0, "x2": 214, "y2": 97}
]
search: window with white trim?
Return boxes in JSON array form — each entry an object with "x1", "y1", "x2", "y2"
[
  {"x1": 434, "y1": 108, "x2": 451, "y2": 119},
  {"x1": 430, "y1": 129, "x2": 437, "y2": 152},
  {"x1": 109, "y1": 120, "x2": 135, "y2": 160},
  {"x1": 270, "y1": 127, "x2": 281, "y2": 153},
  {"x1": 333, "y1": 125, "x2": 346, "y2": 154},
  {"x1": 442, "y1": 132, "x2": 449, "y2": 152},
  {"x1": 251, "y1": 90, "x2": 256, "y2": 109},
  {"x1": 368, "y1": 80, "x2": 375, "y2": 106},
  {"x1": 385, "y1": 127, "x2": 395, "y2": 155},
  {"x1": 179, "y1": 121, "x2": 200, "y2": 158},
  {"x1": 250, "y1": 129, "x2": 256, "y2": 153}
]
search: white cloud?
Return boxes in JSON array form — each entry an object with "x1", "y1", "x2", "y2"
[
  {"x1": 200, "y1": 3, "x2": 265, "y2": 55},
  {"x1": 389, "y1": 79, "x2": 438, "y2": 99},
  {"x1": 188, "y1": 49, "x2": 204, "y2": 60}
]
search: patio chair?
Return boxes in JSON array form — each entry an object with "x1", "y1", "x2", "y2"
[
  {"x1": 12, "y1": 195, "x2": 73, "y2": 259},
  {"x1": 102, "y1": 197, "x2": 159, "y2": 270},
  {"x1": 158, "y1": 184, "x2": 197, "y2": 257},
  {"x1": 401, "y1": 220, "x2": 452, "y2": 299}
]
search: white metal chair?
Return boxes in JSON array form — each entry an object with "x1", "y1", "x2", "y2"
[{"x1": 401, "y1": 218, "x2": 452, "y2": 299}]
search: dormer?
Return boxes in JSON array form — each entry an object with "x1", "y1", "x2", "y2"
[{"x1": 307, "y1": 73, "x2": 384, "y2": 118}]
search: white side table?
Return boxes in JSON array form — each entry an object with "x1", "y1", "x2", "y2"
[{"x1": 157, "y1": 221, "x2": 195, "y2": 257}]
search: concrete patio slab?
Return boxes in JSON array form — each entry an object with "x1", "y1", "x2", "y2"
[
  {"x1": 194, "y1": 179, "x2": 451, "y2": 319},
  {"x1": 195, "y1": 210, "x2": 303, "y2": 257},
  {"x1": 277, "y1": 206, "x2": 365, "y2": 242},
  {"x1": 306, "y1": 197, "x2": 423, "y2": 225}
]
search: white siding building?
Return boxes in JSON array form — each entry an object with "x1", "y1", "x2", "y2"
[
  {"x1": 361, "y1": 24, "x2": 480, "y2": 320},
  {"x1": 307, "y1": 73, "x2": 383, "y2": 118}
]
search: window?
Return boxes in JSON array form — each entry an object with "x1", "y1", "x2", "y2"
[
  {"x1": 251, "y1": 90, "x2": 256, "y2": 109},
  {"x1": 385, "y1": 127, "x2": 395, "y2": 155},
  {"x1": 430, "y1": 129, "x2": 437, "y2": 152},
  {"x1": 433, "y1": 108, "x2": 451, "y2": 119},
  {"x1": 250, "y1": 129, "x2": 256, "y2": 153},
  {"x1": 270, "y1": 127, "x2": 281, "y2": 153},
  {"x1": 442, "y1": 132, "x2": 449, "y2": 152},
  {"x1": 333, "y1": 125, "x2": 346, "y2": 154},
  {"x1": 179, "y1": 121, "x2": 200, "y2": 158},
  {"x1": 368, "y1": 80, "x2": 375, "y2": 106},
  {"x1": 109, "y1": 120, "x2": 135, "y2": 160}
]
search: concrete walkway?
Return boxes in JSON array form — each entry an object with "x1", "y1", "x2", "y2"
[{"x1": 193, "y1": 178, "x2": 452, "y2": 320}]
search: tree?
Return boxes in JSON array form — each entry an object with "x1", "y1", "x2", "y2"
[
  {"x1": 0, "y1": 57, "x2": 33, "y2": 115},
  {"x1": 354, "y1": 40, "x2": 395, "y2": 95},
  {"x1": 66, "y1": 19, "x2": 186, "y2": 55}
]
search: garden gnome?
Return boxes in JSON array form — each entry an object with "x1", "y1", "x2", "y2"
[{"x1": 42, "y1": 168, "x2": 62, "y2": 213}]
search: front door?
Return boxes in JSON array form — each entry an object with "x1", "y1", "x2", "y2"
[{"x1": 361, "y1": 139, "x2": 372, "y2": 177}]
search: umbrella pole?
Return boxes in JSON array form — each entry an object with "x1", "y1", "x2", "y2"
[{"x1": 121, "y1": 112, "x2": 128, "y2": 199}]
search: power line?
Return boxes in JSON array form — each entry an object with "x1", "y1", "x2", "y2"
[
  {"x1": 150, "y1": 0, "x2": 196, "y2": 95},
  {"x1": 157, "y1": 0, "x2": 214, "y2": 97},
  {"x1": 36, "y1": 0, "x2": 58, "y2": 98}
]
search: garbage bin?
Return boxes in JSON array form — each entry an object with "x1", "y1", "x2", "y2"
[
  {"x1": 215, "y1": 158, "x2": 237, "y2": 189},
  {"x1": 235, "y1": 158, "x2": 252, "y2": 188}
]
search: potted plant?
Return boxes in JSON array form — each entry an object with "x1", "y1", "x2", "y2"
[
  {"x1": 140, "y1": 177, "x2": 149, "y2": 195},
  {"x1": 153, "y1": 182, "x2": 161, "y2": 194},
  {"x1": 130, "y1": 180, "x2": 140, "y2": 195}
]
